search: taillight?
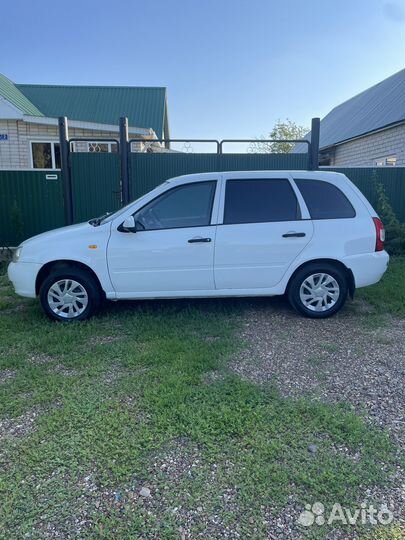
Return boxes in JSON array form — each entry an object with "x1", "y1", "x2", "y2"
[{"x1": 373, "y1": 217, "x2": 385, "y2": 252}]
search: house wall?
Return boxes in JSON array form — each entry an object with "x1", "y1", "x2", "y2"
[
  {"x1": 0, "y1": 120, "x2": 123, "y2": 169},
  {"x1": 329, "y1": 124, "x2": 405, "y2": 167}
]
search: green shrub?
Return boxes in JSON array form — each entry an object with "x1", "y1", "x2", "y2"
[{"x1": 374, "y1": 179, "x2": 405, "y2": 255}]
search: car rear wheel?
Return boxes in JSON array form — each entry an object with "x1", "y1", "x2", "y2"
[
  {"x1": 288, "y1": 263, "x2": 348, "y2": 318},
  {"x1": 39, "y1": 268, "x2": 101, "y2": 321}
]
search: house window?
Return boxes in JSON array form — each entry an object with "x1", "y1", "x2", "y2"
[
  {"x1": 87, "y1": 141, "x2": 118, "y2": 153},
  {"x1": 374, "y1": 155, "x2": 397, "y2": 167},
  {"x1": 31, "y1": 142, "x2": 61, "y2": 169}
]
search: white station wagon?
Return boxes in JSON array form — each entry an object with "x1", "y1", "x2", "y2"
[{"x1": 8, "y1": 170, "x2": 388, "y2": 321}]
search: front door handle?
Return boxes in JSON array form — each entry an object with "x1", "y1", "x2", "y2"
[
  {"x1": 188, "y1": 237, "x2": 212, "y2": 243},
  {"x1": 282, "y1": 232, "x2": 306, "y2": 238}
]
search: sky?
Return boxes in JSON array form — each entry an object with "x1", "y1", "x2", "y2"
[{"x1": 1, "y1": 0, "x2": 404, "y2": 141}]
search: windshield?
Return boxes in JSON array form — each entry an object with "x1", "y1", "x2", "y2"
[{"x1": 90, "y1": 182, "x2": 170, "y2": 226}]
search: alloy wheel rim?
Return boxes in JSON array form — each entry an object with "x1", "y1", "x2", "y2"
[
  {"x1": 299, "y1": 273, "x2": 340, "y2": 312},
  {"x1": 47, "y1": 279, "x2": 88, "y2": 319}
]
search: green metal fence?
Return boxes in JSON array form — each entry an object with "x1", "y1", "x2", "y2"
[
  {"x1": 1, "y1": 163, "x2": 404, "y2": 247},
  {"x1": 0, "y1": 170, "x2": 65, "y2": 246},
  {"x1": 129, "y1": 152, "x2": 309, "y2": 199},
  {"x1": 328, "y1": 167, "x2": 405, "y2": 223}
]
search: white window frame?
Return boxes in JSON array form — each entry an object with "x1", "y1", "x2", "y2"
[
  {"x1": 30, "y1": 140, "x2": 60, "y2": 169},
  {"x1": 86, "y1": 141, "x2": 117, "y2": 153},
  {"x1": 374, "y1": 155, "x2": 397, "y2": 167}
]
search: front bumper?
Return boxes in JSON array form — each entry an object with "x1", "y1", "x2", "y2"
[
  {"x1": 343, "y1": 251, "x2": 389, "y2": 289},
  {"x1": 7, "y1": 261, "x2": 42, "y2": 298}
]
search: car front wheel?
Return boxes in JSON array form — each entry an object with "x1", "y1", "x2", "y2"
[
  {"x1": 39, "y1": 268, "x2": 101, "y2": 321},
  {"x1": 288, "y1": 263, "x2": 348, "y2": 318}
]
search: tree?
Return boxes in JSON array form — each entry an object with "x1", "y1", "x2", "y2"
[{"x1": 250, "y1": 119, "x2": 308, "y2": 153}]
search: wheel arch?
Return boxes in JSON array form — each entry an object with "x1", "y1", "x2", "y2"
[
  {"x1": 35, "y1": 260, "x2": 105, "y2": 297},
  {"x1": 287, "y1": 258, "x2": 355, "y2": 299}
]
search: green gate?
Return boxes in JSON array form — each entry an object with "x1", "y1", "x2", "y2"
[{"x1": 70, "y1": 153, "x2": 121, "y2": 223}]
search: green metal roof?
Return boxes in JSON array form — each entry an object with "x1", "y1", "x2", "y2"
[
  {"x1": 0, "y1": 73, "x2": 43, "y2": 116},
  {"x1": 0, "y1": 74, "x2": 169, "y2": 138},
  {"x1": 16, "y1": 83, "x2": 168, "y2": 138}
]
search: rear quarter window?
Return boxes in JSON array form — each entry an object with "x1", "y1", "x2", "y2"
[{"x1": 295, "y1": 179, "x2": 356, "y2": 219}]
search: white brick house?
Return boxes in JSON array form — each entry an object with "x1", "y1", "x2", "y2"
[
  {"x1": 0, "y1": 73, "x2": 170, "y2": 169},
  {"x1": 295, "y1": 69, "x2": 405, "y2": 167}
]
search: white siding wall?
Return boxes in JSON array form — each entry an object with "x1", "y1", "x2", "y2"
[
  {"x1": 330, "y1": 124, "x2": 405, "y2": 167},
  {"x1": 0, "y1": 120, "x2": 123, "y2": 169}
]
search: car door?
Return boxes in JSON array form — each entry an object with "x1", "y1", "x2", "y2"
[
  {"x1": 107, "y1": 180, "x2": 218, "y2": 297},
  {"x1": 214, "y1": 173, "x2": 314, "y2": 290}
]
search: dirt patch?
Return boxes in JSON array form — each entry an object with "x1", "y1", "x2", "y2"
[
  {"x1": 0, "y1": 368, "x2": 16, "y2": 383},
  {"x1": 232, "y1": 306, "x2": 405, "y2": 448},
  {"x1": 48, "y1": 364, "x2": 80, "y2": 377},
  {"x1": 89, "y1": 335, "x2": 120, "y2": 346},
  {"x1": 231, "y1": 303, "x2": 405, "y2": 535},
  {"x1": 28, "y1": 354, "x2": 56, "y2": 365},
  {"x1": 0, "y1": 407, "x2": 41, "y2": 438}
]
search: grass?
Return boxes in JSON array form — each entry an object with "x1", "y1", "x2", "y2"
[
  {"x1": 356, "y1": 256, "x2": 405, "y2": 316},
  {"x1": 0, "y1": 259, "x2": 403, "y2": 539}
]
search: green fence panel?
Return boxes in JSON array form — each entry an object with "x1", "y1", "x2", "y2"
[
  {"x1": 218, "y1": 153, "x2": 308, "y2": 172},
  {"x1": 130, "y1": 152, "x2": 308, "y2": 200},
  {"x1": 70, "y1": 153, "x2": 121, "y2": 223},
  {"x1": 130, "y1": 154, "x2": 220, "y2": 199},
  {"x1": 328, "y1": 167, "x2": 405, "y2": 222},
  {"x1": 0, "y1": 170, "x2": 65, "y2": 246}
]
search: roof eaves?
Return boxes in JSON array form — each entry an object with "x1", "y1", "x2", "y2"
[
  {"x1": 319, "y1": 119, "x2": 405, "y2": 151},
  {"x1": 0, "y1": 74, "x2": 43, "y2": 116}
]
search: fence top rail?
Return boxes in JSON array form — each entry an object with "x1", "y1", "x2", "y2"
[
  {"x1": 128, "y1": 138, "x2": 220, "y2": 153},
  {"x1": 219, "y1": 138, "x2": 311, "y2": 152},
  {"x1": 127, "y1": 138, "x2": 311, "y2": 155},
  {"x1": 69, "y1": 137, "x2": 120, "y2": 147}
]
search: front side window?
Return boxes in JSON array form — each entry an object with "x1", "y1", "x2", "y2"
[
  {"x1": 134, "y1": 181, "x2": 216, "y2": 230},
  {"x1": 223, "y1": 179, "x2": 300, "y2": 225},
  {"x1": 31, "y1": 142, "x2": 61, "y2": 169},
  {"x1": 295, "y1": 179, "x2": 355, "y2": 219}
]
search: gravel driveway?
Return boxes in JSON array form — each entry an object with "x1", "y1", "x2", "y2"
[{"x1": 231, "y1": 297, "x2": 405, "y2": 539}]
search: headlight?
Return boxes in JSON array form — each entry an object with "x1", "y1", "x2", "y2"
[{"x1": 12, "y1": 246, "x2": 22, "y2": 262}]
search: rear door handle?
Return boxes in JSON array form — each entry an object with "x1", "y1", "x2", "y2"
[
  {"x1": 282, "y1": 232, "x2": 306, "y2": 238},
  {"x1": 188, "y1": 237, "x2": 212, "y2": 243}
]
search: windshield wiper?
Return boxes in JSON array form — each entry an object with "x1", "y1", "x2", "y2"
[{"x1": 89, "y1": 212, "x2": 111, "y2": 226}]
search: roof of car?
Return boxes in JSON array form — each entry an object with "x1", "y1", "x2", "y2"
[{"x1": 166, "y1": 170, "x2": 344, "y2": 183}]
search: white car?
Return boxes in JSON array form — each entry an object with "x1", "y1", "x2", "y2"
[{"x1": 8, "y1": 170, "x2": 388, "y2": 321}]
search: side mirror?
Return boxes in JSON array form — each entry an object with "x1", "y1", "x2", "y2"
[{"x1": 119, "y1": 215, "x2": 137, "y2": 233}]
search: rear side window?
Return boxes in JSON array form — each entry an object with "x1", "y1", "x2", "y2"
[
  {"x1": 295, "y1": 179, "x2": 356, "y2": 219},
  {"x1": 224, "y1": 179, "x2": 300, "y2": 224}
]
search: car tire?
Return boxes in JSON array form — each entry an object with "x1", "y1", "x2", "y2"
[
  {"x1": 39, "y1": 267, "x2": 102, "y2": 322},
  {"x1": 288, "y1": 262, "x2": 348, "y2": 319}
]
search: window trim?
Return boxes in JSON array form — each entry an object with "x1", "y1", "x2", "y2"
[
  {"x1": 126, "y1": 180, "x2": 218, "y2": 232},
  {"x1": 222, "y1": 177, "x2": 302, "y2": 225},
  {"x1": 293, "y1": 178, "x2": 356, "y2": 220},
  {"x1": 374, "y1": 155, "x2": 397, "y2": 167},
  {"x1": 30, "y1": 140, "x2": 61, "y2": 170}
]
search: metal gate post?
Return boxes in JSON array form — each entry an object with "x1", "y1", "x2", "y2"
[
  {"x1": 119, "y1": 117, "x2": 130, "y2": 205},
  {"x1": 58, "y1": 116, "x2": 73, "y2": 225},
  {"x1": 309, "y1": 117, "x2": 320, "y2": 170}
]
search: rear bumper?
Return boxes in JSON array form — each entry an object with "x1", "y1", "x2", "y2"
[
  {"x1": 343, "y1": 251, "x2": 389, "y2": 289},
  {"x1": 7, "y1": 261, "x2": 42, "y2": 298}
]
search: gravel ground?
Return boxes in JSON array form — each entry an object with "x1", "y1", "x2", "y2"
[{"x1": 230, "y1": 297, "x2": 405, "y2": 539}]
